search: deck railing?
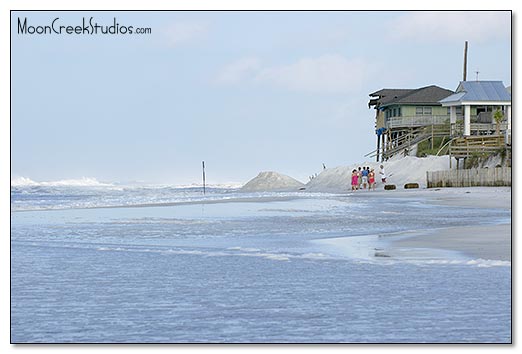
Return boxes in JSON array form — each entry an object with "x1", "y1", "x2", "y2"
[
  {"x1": 386, "y1": 115, "x2": 452, "y2": 129},
  {"x1": 470, "y1": 122, "x2": 508, "y2": 134},
  {"x1": 386, "y1": 115, "x2": 508, "y2": 132},
  {"x1": 449, "y1": 135, "x2": 507, "y2": 160}
]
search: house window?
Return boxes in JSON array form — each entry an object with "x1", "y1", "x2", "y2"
[
  {"x1": 456, "y1": 107, "x2": 463, "y2": 115},
  {"x1": 416, "y1": 106, "x2": 432, "y2": 115},
  {"x1": 397, "y1": 107, "x2": 401, "y2": 117}
]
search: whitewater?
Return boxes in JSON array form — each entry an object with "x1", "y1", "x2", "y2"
[{"x1": 10, "y1": 175, "x2": 511, "y2": 343}]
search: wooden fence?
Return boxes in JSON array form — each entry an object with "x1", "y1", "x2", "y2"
[{"x1": 427, "y1": 167, "x2": 511, "y2": 188}]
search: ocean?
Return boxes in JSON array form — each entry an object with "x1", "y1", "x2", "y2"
[{"x1": 10, "y1": 182, "x2": 511, "y2": 343}]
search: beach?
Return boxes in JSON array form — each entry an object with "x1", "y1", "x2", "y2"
[
  {"x1": 317, "y1": 186, "x2": 511, "y2": 263},
  {"x1": 392, "y1": 223, "x2": 511, "y2": 261}
]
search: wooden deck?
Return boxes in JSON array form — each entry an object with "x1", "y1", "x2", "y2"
[
  {"x1": 449, "y1": 135, "x2": 511, "y2": 168},
  {"x1": 450, "y1": 135, "x2": 506, "y2": 158}
]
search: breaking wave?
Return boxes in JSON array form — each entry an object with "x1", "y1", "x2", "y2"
[
  {"x1": 11, "y1": 176, "x2": 114, "y2": 187},
  {"x1": 96, "y1": 245, "x2": 334, "y2": 263},
  {"x1": 11, "y1": 176, "x2": 242, "y2": 190},
  {"x1": 354, "y1": 257, "x2": 511, "y2": 268}
]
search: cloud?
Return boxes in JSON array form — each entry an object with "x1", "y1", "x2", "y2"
[
  {"x1": 388, "y1": 11, "x2": 510, "y2": 43},
  {"x1": 254, "y1": 54, "x2": 369, "y2": 94},
  {"x1": 215, "y1": 57, "x2": 262, "y2": 84},
  {"x1": 162, "y1": 21, "x2": 208, "y2": 47},
  {"x1": 216, "y1": 54, "x2": 370, "y2": 94}
]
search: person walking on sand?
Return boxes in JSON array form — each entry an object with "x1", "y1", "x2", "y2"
[
  {"x1": 361, "y1": 166, "x2": 369, "y2": 190},
  {"x1": 369, "y1": 168, "x2": 376, "y2": 190},
  {"x1": 379, "y1": 165, "x2": 387, "y2": 184},
  {"x1": 351, "y1": 169, "x2": 358, "y2": 191}
]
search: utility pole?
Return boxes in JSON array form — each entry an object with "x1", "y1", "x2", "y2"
[
  {"x1": 463, "y1": 41, "x2": 468, "y2": 81},
  {"x1": 202, "y1": 161, "x2": 206, "y2": 195}
]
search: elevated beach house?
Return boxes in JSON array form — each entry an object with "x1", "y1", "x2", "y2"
[
  {"x1": 367, "y1": 81, "x2": 511, "y2": 167},
  {"x1": 367, "y1": 85, "x2": 454, "y2": 161},
  {"x1": 439, "y1": 81, "x2": 511, "y2": 168}
]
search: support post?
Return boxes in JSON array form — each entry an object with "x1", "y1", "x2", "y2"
[
  {"x1": 450, "y1": 106, "x2": 456, "y2": 136},
  {"x1": 464, "y1": 105, "x2": 471, "y2": 136},
  {"x1": 431, "y1": 125, "x2": 434, "y2": 150},
  {"x1": 381, "y1": 133, "x2": 385, "y2": 162},
  {"x1": 507, "y1": 105, "x2": 511, "y2": 131},
  {"x1": 376, "y1": 134, "x2": 380, "y2": 162}
]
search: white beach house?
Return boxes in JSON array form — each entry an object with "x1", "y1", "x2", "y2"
[{"x1": 439, "y1": 81, "x2": 511, "y2": 137}]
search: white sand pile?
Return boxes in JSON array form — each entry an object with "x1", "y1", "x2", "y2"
[
  {"x1": 240, "y1": 171, "x2": 305, "y2": 192},
  {"x1": 305, "y1": 155, "x2": 451, "y2": 192}
]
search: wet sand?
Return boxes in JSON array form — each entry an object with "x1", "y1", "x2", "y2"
[
  {"x1": 320, "y1": 187, "x2": 512, "y2": 262},
  {"x1": 388, "y1": 187, "x2": 511, "y2": 261},
  {"x1": 392, "y1": 223, "x2": 511, "y2": 261}
]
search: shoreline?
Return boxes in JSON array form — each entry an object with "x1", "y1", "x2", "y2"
[
  {"x1": 316, "y1": 186, "x2": 512, "y2": 262},
  {"x1": 388, "y1": 187, "x2": 511, "y2": 261},
  {"x1": 12, "y1": 185, "x2": 512, "y2": 262},
  {"x1": 391, "y1": 223, "x2": 511, "y2": 262},
  {"x1": 10, "y1": 194, "x2": 315, "y2": 213}
]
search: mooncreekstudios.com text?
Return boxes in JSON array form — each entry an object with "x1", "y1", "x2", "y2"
[{"x1": 17, "y1": 17, "x2": 152, "y2": 35}]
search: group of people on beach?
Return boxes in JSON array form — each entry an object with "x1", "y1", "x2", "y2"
[{"x1": 351, "y1": 165, "x2": 386, "y2": 191}]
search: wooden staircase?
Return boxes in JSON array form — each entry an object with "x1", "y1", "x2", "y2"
[
  {"x1": 365, "y1": 121, "x2": 510, "y2": 164},
  {"x1": 366, "y1": 124, "x2": 451, "y2": 161}
]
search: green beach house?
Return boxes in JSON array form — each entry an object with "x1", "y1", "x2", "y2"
[{"x1": 368, "y1": 85, "x2": 454, "y2": 161}]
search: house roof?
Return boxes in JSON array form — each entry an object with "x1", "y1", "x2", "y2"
[
  {"x1": 369, "y1": 85, "x2": 454, "y2": 109},
  {"x1": 439, "y1": 81, "x2": 511, "y2": 105},
  {"x1": 368, "y1": 89, "x2": 413, "y2": 107},
  {"x1": 394, "y1": 85, "x2": 455, "y2": 105},
  {"x1": 369, "y1": 88, "x2": 412, "y2": 98}
]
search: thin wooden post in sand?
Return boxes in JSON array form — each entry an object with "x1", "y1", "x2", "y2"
[{"x1": 202, "y1": 161, "x2": 206, "y2": 195}]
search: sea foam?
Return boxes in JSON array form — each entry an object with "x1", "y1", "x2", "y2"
[{"x1": 11, "y1": 176, "x2": 113, "y2": 187}]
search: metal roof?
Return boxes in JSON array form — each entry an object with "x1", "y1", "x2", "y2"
[
  {"x1": 440, "y1": 81, "x2": 511, "y2": 104},
  {"x1": 439, "y1": 91, "x2": 466, "y2": 104}
]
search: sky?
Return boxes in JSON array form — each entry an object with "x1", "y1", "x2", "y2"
[{"x1": 10, "y1": 10, "x2": 511, "y2": 185}]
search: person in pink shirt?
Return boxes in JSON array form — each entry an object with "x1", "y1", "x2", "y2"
[
  {"x1": 368, "y1": 168, "x2": 376, "y2": 190},
  {"x1": 351, "y1": 169, "x2": 358, "y2": 191}
]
